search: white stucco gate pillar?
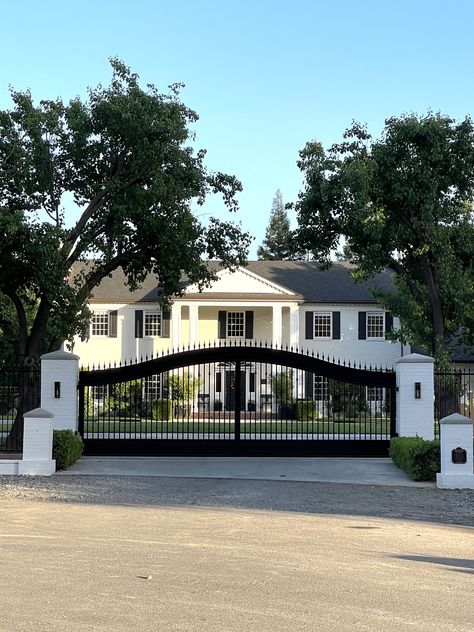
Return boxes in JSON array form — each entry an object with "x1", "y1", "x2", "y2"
[
  {"x1": 395, "y1": 353, "x2": 435, "y2": 439},
  {"x1": 19, "y1": 408, "x2": 56, "y2": 475},
  {"x1": 436, "y1": 413, "x2": 474, "y2": 489},
  {"x1": 41, "y1": 350, "x2": 80, "y2": 431}
]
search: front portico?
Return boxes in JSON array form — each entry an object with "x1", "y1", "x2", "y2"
[{"x1": 171, "y1": 300, "x2": 301, "y2": 349}]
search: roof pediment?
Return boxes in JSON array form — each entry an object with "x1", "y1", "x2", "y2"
[{"x1": 185, "y1": 267, "x2": 296, "y2": 297}]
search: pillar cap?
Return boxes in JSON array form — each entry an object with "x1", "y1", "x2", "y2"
[
  {"x1": 396, "y1": 352, "x2": 435, "y2": 364},
  {"x1": 440, "y1": 413, "x2": 473, "y2": 425},
  {"x1": 24, "y1": 408, "x2": 54, "y2": 419},
  {"x1": 41, "y1": 350, "x2": 80, "y2": 361}
]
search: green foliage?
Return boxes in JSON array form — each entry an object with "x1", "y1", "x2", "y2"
[
  {"x1": 0, "y1": 58, "x2": 251, "y2": 367},
  {"x1": 271, "y1": 370, "x2": 294, "y2": 405},
  {"x1": 257, "y1": 190, "x2": 300, "y2": 260},
  {"x1": 328, "y1": 380, "x2": 367, "y2": 418},
  {"x1": 389, "y1": 436, "x2": 440, "y2": 481},
  {"x1": 52, "y1": 429, "x2": 84, "y2": 470},
  {"x1": 103, "y1": 380, "x2": 141, "y2": 415},
  {"x1": 152, "y1": 398, "x2": 173, "y2": 421},
  {"x1": 168, "y1": 372, "x2": 202, "y2": 404},
  {"x1": 295, "y1": 114, "x2": 474, "y2": 360},
  {"x1": 295, "y1": 399, "x2": 321, "y2": 421}
]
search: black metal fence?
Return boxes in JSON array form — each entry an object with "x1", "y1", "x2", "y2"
[
  {"x1": 78, "y1": 344, "x2": 396, "y2": 456},
  {"x1": 435, "y1": 365, "x2": 474, "y2": 437},
  {"x1": 0, "y1": 367, "x2": 41, "y2": 451}
]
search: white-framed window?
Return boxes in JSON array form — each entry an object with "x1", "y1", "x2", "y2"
[
  {"x1": 367, "y1": 386, "x2": 384, "y2": 402},
  {"x1": 91, "y1": 312, "x2": 109, "y2": 336},
  {"x1": 314, "y1": 376, "x2": 329, "y2": 401},
  {"x1": 367, "y1": 312, "x2": 384, "y2": 339},
  {"x1": 313, "y1": 313, "x2": 332, "y2": 339},
  {"x1": 92, "y1": 384, "x2": 108, "y2": 400},
  {"x1": 144, "y1": 375, "x2": 161, "y2": 400},
  {"x1": 144, "y1": 311, "x2": 162, "y2": 337},
  {"x1": 227, "y1": 312, "x2": 245, "y2": 338}
]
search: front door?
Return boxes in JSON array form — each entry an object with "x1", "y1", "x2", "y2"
[{"x1": 225, "y1": 370, "x2": 246, "y2": 411}]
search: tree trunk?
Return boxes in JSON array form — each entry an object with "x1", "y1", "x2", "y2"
[
  {"x1": 4, "y1": 367, "x2": 41, "y2": 451},
  {"x1": 6, "y1": 299, "x2": 49, "y2": 448},
  {"x1": 420, "y1": 254, "x2": 445, "y2": 358}
]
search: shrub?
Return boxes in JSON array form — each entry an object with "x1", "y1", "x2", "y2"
[
  {"x1": 389, "y1": 436, "x2": 440, "y2": 481},
  {"x1": 53, "y1": 430, "x2": 84, "y2": 470},
  {"x1": 152, "y1": 398, "x2": 173, "y2": 420},
  {"x1": 295, "y1": 400, "x2": 321, "y2": 421},
  {"x1": 168, "y1": 372, "x2": 202, "y2": 414},
  {"x1": 271, "y1": 370, "x2": 294, "y2": 405}
]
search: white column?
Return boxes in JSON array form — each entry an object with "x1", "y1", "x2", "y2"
[
  {"x1": 272, "y1": 305, "x2": 283, "y2": 347},
  {"x1": 289, "y1": 305, "x2": 300, "y2": 348},
  {"x1": 436, "y1": 413, "x2": 474, "y2": 489},
  {"x1": 171, "y1": 303, "x2": 181, "y2": 349},
  {"x1": 395, "y1": 353, "x2": 435, "y2": 439},
  {"x1": 40, "y1": 350, "x2": 79, "y2": 431},
  {"x1": 19, "y1": 407, "x2": 56, "y2": 475},
  {"x1": 188, "y1": 304, "x2": 199, "y2": 347}
]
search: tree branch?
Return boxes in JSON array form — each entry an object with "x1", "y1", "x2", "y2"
[
  {"x1": 25, "y1": 297, "x2": 51, "y2": 359},
  {"x1": 65, "y1": 190, "x2": 108, "y2": 249}
]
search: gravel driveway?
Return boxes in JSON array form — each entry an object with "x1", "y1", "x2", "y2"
[{"x1": 0, "y1": 475, "x2": 473, "y2": 526}]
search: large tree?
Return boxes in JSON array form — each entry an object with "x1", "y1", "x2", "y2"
[
  {"x1": 257, "y1": 189, "x2": 297, "y2": 260},
  {"x1": 295, "y1": 114, "x2": 474, "y2": 360},
  {"x1": 0, "y1": 59, "x2": 252, "y2": 367}
]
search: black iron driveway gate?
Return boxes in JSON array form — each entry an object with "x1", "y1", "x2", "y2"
[{"x1": 78, "y1": 344, "x2": 396, "y2": 457}]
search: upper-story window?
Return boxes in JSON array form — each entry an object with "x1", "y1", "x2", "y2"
[
  {"x1": 305, "y1": 311, "x2": 341, "y2": 340},
  {"x1": 218, "y1": 310, "x2": 253, "y2": 340},
  {"x1": 313, "y1": 313, "x2": 332, "y2": 339},
  {"x1": 135, "y1": 309, "x2": 170, "y2": 339},
  {"x1": 91, "y1": 312, "x2": 109, "y2": 336},
  {"x1": 358, "y1": 311, "x2": 392, "y2": 340},
  {"x1": 227, "y1": 312, "x2": 245, "y2": 338},
  {"x1": 367, "y1": 312, "x2": 385, "y2": 339},
  {"x1": 144, "y1": 311, "x2": 162, "y2": 337}
]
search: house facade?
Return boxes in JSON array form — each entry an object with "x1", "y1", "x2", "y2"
[
  {"x1": 73, "y1": 261, "x2": 408, "y2": 367},
  {"x1": 71, "y1": 261, "x2": 409, "y2": 414}
]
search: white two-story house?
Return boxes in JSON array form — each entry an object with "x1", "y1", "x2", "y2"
[
  {"x1": 70, "y1": 261, "x2": 411, "y2": 415},
  {"x1": 72, "y1": 260, "x2": 408, "y2": 365}
]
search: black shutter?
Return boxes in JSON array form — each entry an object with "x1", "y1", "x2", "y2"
[
  {"x1": 245, "y1": 311, "x2": 254, "y2": 339},
  {"x1": 218, "y1": 311, "x2": 227, "y2": 339},
  {"x1": 109, "y1": 310, "x2": 118, "y2": 338},
  {"x1": 249, "y1": 373, "x2": 255, "y2": 393},
  {"x1": 216, "y1": 373, "x2": 222, "y2": 393},
  {"x1": 162, "y1": 374, "x2": 169, "y2": 398},
  {"x1": 305, "y1": 372, "x2": 314, "y2": 399},
  {"x1": 385, "y1": 312, "x2": 393, "y2": 336},
  {"x1": 358, "y1": 312, "x2": 366, "y2": 340},
  {"x1": 162, "y1": 309, "x2": 171, "y2": 338},
  {"x1": 332, "y1": 311, "x2": 341, "y2": 340},
  {"x1": 135, "y1": 310, "x2": 143, "y2": 339},
  {"x1": 305, "y1": 312, "x2": 314, "y2": 339}
]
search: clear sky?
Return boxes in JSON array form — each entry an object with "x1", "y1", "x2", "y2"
[{"x1": 1, "y1": 0, "x2": 473, "y2": 257}]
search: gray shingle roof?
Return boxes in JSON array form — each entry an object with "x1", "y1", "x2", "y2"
[
  {"x1": 244, "y1": 261, "x2": 394, "y2": 303},
  {"x1": 74, "y1": 260, "x2": 394, "y2": 304}
]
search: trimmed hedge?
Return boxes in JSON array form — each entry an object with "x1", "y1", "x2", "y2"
[
  {"x1": 389, "y1": 436, "x2": 440, "y2": 481},
  {"x1": 295, "y1": 400, "x2": 321, "y2": 421},
  {"x1": 53, "y1": 430, "x2": 84, "y2": 470},
  {"x1": 152, "y1": 398, "x2": 173, "y2": 421}
]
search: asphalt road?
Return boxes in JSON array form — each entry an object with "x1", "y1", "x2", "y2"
[{"x1": 0, "y1": 477, "x2": 473, "y2": 631}]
